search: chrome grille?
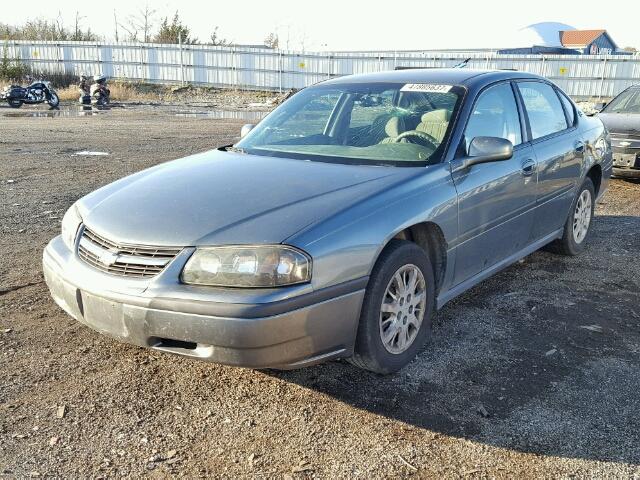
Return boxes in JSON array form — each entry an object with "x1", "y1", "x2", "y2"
[{"x1": 78, "y1": 226, "x2": 182, "y2": 278}]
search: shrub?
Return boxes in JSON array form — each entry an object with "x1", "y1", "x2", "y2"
[{"x1": 0, "y1": 44, "x2": 30, "y2": 82}]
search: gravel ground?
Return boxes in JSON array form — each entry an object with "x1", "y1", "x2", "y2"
[{"x1": 1, "y1": 103, "x2": 639, "y2": 478}]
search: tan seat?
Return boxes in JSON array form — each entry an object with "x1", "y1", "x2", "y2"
[
  {"x1": 379, "y1": 116, "x2": 407, "y2": 144},
  {"x1": 416, "y1": 109, "x2": 451, "y2": 144}
]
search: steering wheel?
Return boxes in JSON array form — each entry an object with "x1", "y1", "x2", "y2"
[{"x1": 392, "y1": 130, "x2": 438, "y2": 149}]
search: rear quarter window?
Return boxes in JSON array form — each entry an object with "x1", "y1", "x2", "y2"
[
  {"x1": 517, "y1": 82, "x2": 568, "y2": 139},
  {"x1": 558, "y1": 91, "x2": 576, "y2": 127}
]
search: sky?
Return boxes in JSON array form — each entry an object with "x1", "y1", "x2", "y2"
[{"x1": 2, "y1": 0, "x2": 639, "y2": 51}]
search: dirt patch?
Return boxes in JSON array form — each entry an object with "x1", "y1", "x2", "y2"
[
  {"x1": 1, "y1": 105, "x2": 639, "y2": 477},
  {"x1": 54, "y1": 82, "x2": 282, "y2": 108}
]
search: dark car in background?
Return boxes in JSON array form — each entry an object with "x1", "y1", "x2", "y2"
[{"x1": 598, "y1": 84, "x2": 640, "y2": 178}]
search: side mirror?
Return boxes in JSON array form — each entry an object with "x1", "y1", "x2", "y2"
[
  {"x1": 594, "y1": 102, "x2": 607, "y2": 112},
  {"x1": 240, "y1": 124, "x2": 255, "y2": 138},
  {"x1": 590, "y1": 102, "x2": 607, "y2": 116},
  {"x1": 453, "y1": 136, "x2": 513, "y2": 171}
]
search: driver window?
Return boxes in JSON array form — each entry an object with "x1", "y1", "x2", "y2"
[{"x1": 464, "y1": 83, "x2": 522, "y2": 152}]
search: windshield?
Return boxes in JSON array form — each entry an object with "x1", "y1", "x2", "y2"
[
  {"x1": 235, "y1": 82, "x2": 464, "y2": 166},
  {"x1": 603, "y1": 88, "x2": 640, "y2": 114}
]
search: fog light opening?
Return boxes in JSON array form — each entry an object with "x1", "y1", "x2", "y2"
[{"x1": 151, "y1": 337, "x2": 197, "y2": 351}]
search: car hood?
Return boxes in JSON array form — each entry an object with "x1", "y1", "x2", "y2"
[
  {"x1": 598, "y1": 113, "x2": 640, "y2": 136},
  {"x1": 79, "y1": 149, "x2": 417, "y2": 246}
]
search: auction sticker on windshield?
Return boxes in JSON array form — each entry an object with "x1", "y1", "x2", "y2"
[{"x1": 400, "y1": 84, "x2": 453, "y2": 93}]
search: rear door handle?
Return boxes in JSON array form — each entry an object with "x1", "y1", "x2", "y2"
[
  {"x1": 521, "y1": 158, "x2": 536, "y2": 176},
  {"x1": 575, "y1": 141, "x2": 585, "y2": 153}
]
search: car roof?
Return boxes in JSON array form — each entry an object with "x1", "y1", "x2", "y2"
[{"x1": 322, "y1": 68, "x2": 542, "y2": 88}]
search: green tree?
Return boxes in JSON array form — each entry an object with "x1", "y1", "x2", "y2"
[
  {"x1": 0, "y1": 17, "x2": 99, "y2": 41},
  {"x1": 0, "y1": 43, "x2": 30, "y2": 80},
  {"x1": 153, "y1": 12, "x2": 196, "y2": 44}
]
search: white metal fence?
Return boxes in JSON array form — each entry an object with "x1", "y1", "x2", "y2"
[{"x1": 4, "y1": 40, "x2": 640, "y2": 99}]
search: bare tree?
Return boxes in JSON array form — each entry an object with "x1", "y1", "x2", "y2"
[
  {"x1": 209, "y1": 26, "x2": 229, "y2": 46},
  {"x1": 72, "y1": 11, "x2": 86, "y2": 41},
  {"x1": 55, "y1": 12, "x2": 65, "y2": 41},
  {"x1": 298, "y1": 31, "x2": 308, "y2": 53},
  {"x1": 264, "y1": 32, "x2": 279, "y2": 49},
  {"x1": 128, "y1": 5, "x2": 157, "y2": 43},
  {"x1": 118, "y1": 21, "x2": 138, "y2": 42},
  {"x1": 113, "y1": 10, "x2": 119, "y2": 42}
]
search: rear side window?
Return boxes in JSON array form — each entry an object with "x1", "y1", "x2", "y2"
[
  {"x1": 464, "y1": 83, "x2": 522, "y2": 150},
  {"x1": 558, "y1": 91, "x2": 576, "y2": 127},
  {"x1": 517, "y1": 82, "x2": 568, "y2": 139}
]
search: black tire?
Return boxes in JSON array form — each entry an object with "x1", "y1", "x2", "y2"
[
  {"x1": 547, "y1": 177, "x2": 595, "y2": 256},
  {"x1": 7, "y1": 99, "x2": 22, "y2": 108},
  {"x1": 47, "y1": 92, "x2": 60, "y2": 108},
  {"x1": 350, "y1": 240, "x2": 436, "y2": 374}
]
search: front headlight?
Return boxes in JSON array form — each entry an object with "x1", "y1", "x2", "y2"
[
  {"x1": 61, "y1": 204, "x2": 82, "y2": 251},
  {"x1": 594, "y1": 136, "x2": 608, "y2": 160},
  {"x1": 181, "y1": 245, "x2": 311, "y2": 287}
]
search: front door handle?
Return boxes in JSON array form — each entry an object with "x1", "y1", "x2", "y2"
[
  {"x1": 575, "y1": 141, "x2": 585, "y2": 154},
  {"x1": 521, "y1": 158, "x2": 536, "y2": 176}
]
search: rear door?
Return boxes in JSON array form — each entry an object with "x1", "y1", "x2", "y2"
[
  {"x1": 451, "y1": 81, "x2": 538, "y2": 285},
  {"x1": 515, "y1": 81, "x2": 583, "y2": 239}
]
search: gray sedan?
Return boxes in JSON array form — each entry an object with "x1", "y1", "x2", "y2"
[
  {"x1": 597, "y1": 84, "x2": 640, "y2": 178},
  {"x1": 43, "y1": 69, "x2": 612, "y2": 374}
]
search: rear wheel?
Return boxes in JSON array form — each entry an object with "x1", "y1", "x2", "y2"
[
  {"x1": 7, "y1": 99, "x2": 22, "y2": 108},
  {"x1": 350, "y1": 240, "x2": 435, "y2": 374},
  {"x1": 548, "y1": 177, "x2": 595, "y2": 256}
]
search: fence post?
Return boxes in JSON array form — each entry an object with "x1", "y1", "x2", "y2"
[
  {"x1": 233, "y1": 46, "x2": 238, "y2": 90},
  {"x1": 179, "y1": 36, "x2": 185, "y2": 86},
  {"x1": 327, "y1": 52, "x2": 333, "y2": 80},
  {"x1": 599, "y1": 56, "x2": 608, "y2": 100},
  {"x1": 140, "y1": 44, "x2": 145, "y2": 82},
  {"x1": 279, "y1": 51, "x2": 283, "y2": 93}
]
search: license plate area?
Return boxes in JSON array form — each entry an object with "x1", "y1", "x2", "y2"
[
  {"x1": 613, "y1": 153, "x2": 638, "y2": 167},
  {"x1": 80, "y1": 291, "x2": 126, "y2": 336}
]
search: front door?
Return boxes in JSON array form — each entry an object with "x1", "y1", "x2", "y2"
[{"x1": 451, "y1": 82, "x2": 538, "y2": 285}]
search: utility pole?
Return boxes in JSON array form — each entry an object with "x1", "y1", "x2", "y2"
[{"x1": 114, "y1": 10, "x2": 119, "y2": 42}]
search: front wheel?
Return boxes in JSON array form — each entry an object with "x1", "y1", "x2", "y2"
[
  {"x1": 349, "y1": 240, "x2": 435, "y2": 374},
  {"x1": 548, "y1": 177, "x2": 595, "y2": 256},
  {"x1": 47, "y1": 92, "x2": 60, "y2": 108},
  {"x1": 7, "y1": 98, "x2": 22, "y2": 108}
]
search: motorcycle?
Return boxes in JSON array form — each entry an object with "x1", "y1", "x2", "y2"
[
  {"x1": 1, "y1": 80, "x2": 60, "y2": 108},
  {"x1": 90, "y1": 75, "x2": 110, "y2": 107},
  {"x1": 78, "y1": 76, "x2": 91, "y2": 105}
]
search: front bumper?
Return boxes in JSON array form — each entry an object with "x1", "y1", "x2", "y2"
[
  {"x1": 43, "y1": 236, "x2": 365, "y2": 369},
  {"x1": 611, "y1": 140, "x2": 640, "y2": 178}
]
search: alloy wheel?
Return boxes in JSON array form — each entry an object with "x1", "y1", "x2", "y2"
[
  {"x1": 379, "y1": 264, "x2": 426, "y2": 354},
  {"x1": 573, "y1": 189, "x2": 592, "y2": 244}
]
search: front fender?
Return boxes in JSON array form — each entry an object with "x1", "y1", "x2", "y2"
[{"x1": 287, "y1": 163, "x2": 458, "y2": 292}]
